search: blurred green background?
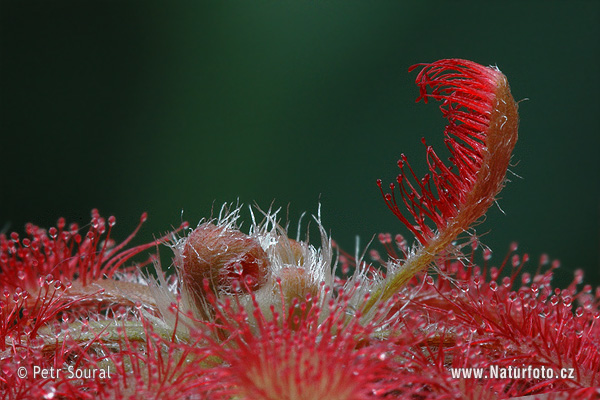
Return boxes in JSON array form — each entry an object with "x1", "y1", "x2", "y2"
[{"x1": 1, "y1": 1, "x2": 599, "y2": 287}]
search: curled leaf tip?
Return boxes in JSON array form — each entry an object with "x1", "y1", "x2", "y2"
[{"x1": 371, "y1": 59, "x2": 519, "y2": 308}]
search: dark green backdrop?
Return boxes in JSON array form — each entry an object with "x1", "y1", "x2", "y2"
[{"x1": 1, "y1": 1, "x2": 599, "y2": 287}]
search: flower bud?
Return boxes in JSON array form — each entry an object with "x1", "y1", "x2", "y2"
[
  {"x1": 274, "y1": 238, "x2": 305, "y2": 267},
  {"x1": 275, "y1": 267, "x2": 318, "y2": 329},
  {"x1": 182, "y1": 223, "x2": 269, "y2": 305}
]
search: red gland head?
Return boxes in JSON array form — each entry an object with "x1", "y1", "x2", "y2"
[{"x1": 182, "y1": 223, "x2": 269, "y2": 301}]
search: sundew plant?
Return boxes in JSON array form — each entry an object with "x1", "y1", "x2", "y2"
[{"x1": 1, "y1": 59, "x2": 598, "y2": 400}]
